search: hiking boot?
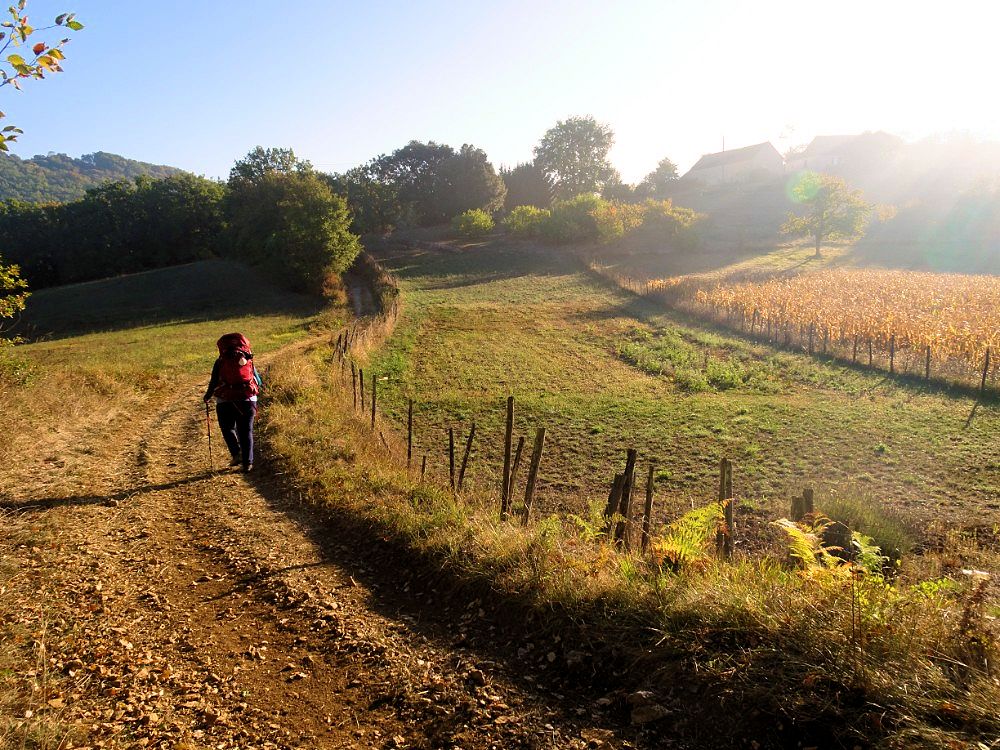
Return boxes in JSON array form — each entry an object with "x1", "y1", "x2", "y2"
[
  {"x1": 242, "y1": 463, "x2": 253, "y2": 473},
  {"x1": 229, "y1": 456, "x2": 241, "y2": 467}
]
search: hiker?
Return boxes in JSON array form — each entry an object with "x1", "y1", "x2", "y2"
[{"x1": 203, "y1": 333, "x2": 261, "y2": 472}]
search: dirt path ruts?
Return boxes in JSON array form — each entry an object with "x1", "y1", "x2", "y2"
[{"x1": 3, "y1": 342, "x2": 615, "y2": 750}]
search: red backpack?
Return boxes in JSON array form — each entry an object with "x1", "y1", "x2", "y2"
[{"x1": 213, "y1": 333, "x2": 260, "y2": 401}]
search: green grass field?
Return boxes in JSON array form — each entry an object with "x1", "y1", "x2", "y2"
[{"x1": 371, "y1": 240, "x2": 1000, "y2": 537}]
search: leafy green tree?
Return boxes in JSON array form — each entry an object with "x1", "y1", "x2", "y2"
[
  {"x1": 325, "y1": 161, "x2": 401, "y2": 235},
  {"x1": 370, "y1": 141, "x2": 504, "y2": 225},
  {"x1": 373, "y1": 140, "x2": 454, "y2": 225},
  {"x1": 436, "y1": 144, "x2": 505, "y2": 219},
  {"x1": 500, "y1": 162, "x2": 552, "y2": 211},
  {"x1": 228, "y1": 146, "x2": 310, "y2": 189},
  {"x1": 638, "y1": 157, "x2": 679, "y2": 198},
  {"x1": 601, "y1": 177, "x2": 638, "y2": 203},
  {"x1": 227, "y1": 167, "x2": 360, "y2": 293},
  {"x1": 533, "y1": 116, "x2": 618, "y2": 199},
  {"x1": 781, "y1": 172, "x2": 873, "y2": 258}
]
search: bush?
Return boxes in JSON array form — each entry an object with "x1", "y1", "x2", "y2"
[
  {"x1": 639, "y1": 199, "x2": 703, "y2": 249},
  {"x1": 592, "y1": 200, "x2": 646, "y2": 243},
  {"x1": 451, "y1": 208, "x2": 494, "y2": 238},
  {"x1": 541, "y1": 194, "x2": 604, "y2": 243},
  {"x1": 503, "y1": 205, "x2": 550, "y2": 237}
]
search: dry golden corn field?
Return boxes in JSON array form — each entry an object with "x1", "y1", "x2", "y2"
[{"x1": 640, "y1": 268, "x2": 1000, "y2": 386}]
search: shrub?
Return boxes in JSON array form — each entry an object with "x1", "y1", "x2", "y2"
[
  {"x1": 591, "y1": 200, "x2": 646, "y2": 243},
  {"x1": 451, "y1": 208, "x2": 494, "y2": 238},
  {"x1": 640, "y1": 199, "x2": 704, "y2": 249},
  {"x1": 541, "y1": 194, "x2": 604, "y2": 243},
  {"x1": 503, "y1": 205, "x2": 550, "y2": 237}
]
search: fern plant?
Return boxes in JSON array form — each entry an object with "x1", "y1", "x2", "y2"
[{"x1": 650, "y1": 503, "x2": 723, "y2": 571}]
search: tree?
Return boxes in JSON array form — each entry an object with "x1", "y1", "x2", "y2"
[
  {"x1": 781, "y1": 172, "x2": 873, "y2": 258},
  {"x1": 0, "y1": 2, "x2": 84, "y2": 334},
  {"x1": 436, "y1": 144, "x2": 505, "y2": 219},
  {"x1": 226, "y1": 166, "x2": 360, "y2": 293},
  {"x1": 325, "y1": 161, "x2": 402, "y2": 235},
  {"x1": 500, "y1": 162, "x2": 552, "y2": 211},
  {"x1": 373, "y1": 140, "x2": 455, "y2": 225},
  {"x1": 369, "y1": 141, "x2": 504, "y2": 225},
  {"x1": 601, "y1": 177, "x2": 638, "y2": 203},
  {"x1": 228, "y1": 146, "x2": 310, "y2": 189},
  {"x1": 533, "y1": 116, "x2": 618, "y2": 199},
  {"x1": 637, "y1": 157, "x2": 679, "y2": 199}
]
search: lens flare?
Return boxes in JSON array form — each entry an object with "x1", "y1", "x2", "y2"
[{"x1": 786, "y1": 170, "x2": 822, "y2": 204}]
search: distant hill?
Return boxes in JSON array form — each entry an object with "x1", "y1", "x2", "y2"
[{"x1": 0, "y1": 151, "x2": 184, "y2": 203}]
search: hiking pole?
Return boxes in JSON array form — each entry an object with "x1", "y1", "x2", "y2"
[{"x1": 205, "y1": 401, "x2": 214, "y2": 470}]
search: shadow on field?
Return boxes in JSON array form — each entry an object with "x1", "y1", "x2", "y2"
[{"x1": 15, "y1": 260, "x2": 323, "y2": 341}]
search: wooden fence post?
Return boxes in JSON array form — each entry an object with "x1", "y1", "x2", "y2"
[
  {"x1": 351, "y1": 362, "x2": 358, "y2": 410},
  {"x1": 448, "y1": 427, "x2": 456, "y2": 491},
  {"x1": 982, "y1": 347, "x2": 991, "y2": 394},
  {"x1": 407, "y1": 399, "x2": 413, "y2": 469},
  {"x1": 603, "y1": 473, "x2": 625, "y2": 537},
  {"x1": 371, "y1": 372, "x2": 377, "y2": 430},
  {"x1": 803, "y1": 487, "x2": 814, "y2": 515},
  {"x1": 521, "y1": 427, "x2": 546, "y2": 525},
  {"x1": 457, "y1": 422, "x2": 476, "y2": 491},
  {"x1": 808, "y1": 323, "x2": 815, "y2": 355},
  {"x1": 718, "y1": 458, "x2": 734, "y2": 559},
  {"x1": 421, "y1": 455, "x2": 427, "y2": 480},
  {"x1": 501, "y1": 396, "x2": 514, "y2": 518},
  {"x1": 615, "y1": 449, "x2": 638, "y2": 548},
  {"x1": 925, "y1": 346, "x2": 931, "y2": 381},
  {"x1": 868, "y1": 340, "x2": 873, "y2": 369},
  {"x1": 852, "y1": 335, "x2": 858, "y2": 363},
  {"x1": 889, "y1": 335, "x2": 896, "y2": 374},
  {"x1": 641, "y1": 464, "x2": 655, "y2": 554},
  {"x1": 509, "y1": 436, "x2": 525, "y2": 497},
  {"x1": 359, "y1": 368, "x2": 365, "y2": 412}
]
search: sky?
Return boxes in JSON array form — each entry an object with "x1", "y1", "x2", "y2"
[{"x1": 7, "y1": 0, "x2": 1000, "y2": 182}]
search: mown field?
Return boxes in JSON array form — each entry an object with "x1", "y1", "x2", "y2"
[{"x1": 370, "y1": 240, "x2": 1000, "y2": 538}]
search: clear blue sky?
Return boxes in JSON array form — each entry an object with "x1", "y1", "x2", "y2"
[{"x1": 8, "y1": 0, "x2": 1000, "y2": 181}]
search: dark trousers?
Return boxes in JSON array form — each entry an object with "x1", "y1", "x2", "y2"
[{"x1": 216, "y1": 400, "x2": 256, "y2": 467}]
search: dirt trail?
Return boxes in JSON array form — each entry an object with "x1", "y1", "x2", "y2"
[{"x1": 2, "y1": 344, "x2": 622, "y2": 749}]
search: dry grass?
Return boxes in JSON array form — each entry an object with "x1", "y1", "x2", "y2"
[{"x1": 0, "y1": 512, "x2": 74, "y2": 750}]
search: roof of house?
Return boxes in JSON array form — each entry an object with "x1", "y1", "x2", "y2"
[
  {"x1": 797, "y1": 135, "x2": 859, "y2": 158},
  {"x1": 685, "y1": 142, "x2": 781, "y2": 173},
  {"x1": 796, "y1": 132, "x2": 903, "y2": 160}
]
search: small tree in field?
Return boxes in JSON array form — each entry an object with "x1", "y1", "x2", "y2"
[{"x1": 782, "y1": 172, "x2": 873, "y2": 258}]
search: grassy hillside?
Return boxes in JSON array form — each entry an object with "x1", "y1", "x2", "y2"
[{"x1": 369, "y1": 240, "x2": 999, "y2": 537}]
